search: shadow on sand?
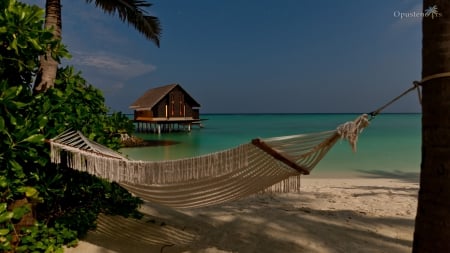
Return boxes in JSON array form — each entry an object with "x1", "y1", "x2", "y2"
[
  {"x1": 76, "y1": 193, "x2": 415, "y2": 253},
  {"x1": 357, "y1": 169, "x2": 420, "y2": 183}
]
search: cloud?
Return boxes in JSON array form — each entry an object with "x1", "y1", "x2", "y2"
[
  {"x1": 68, "y1": 51, "x2": 156, "y2": 80},
  {"x1": 390, "y1": 3, "x2": 423, "y2": 30},
  {"x1": 62, "y1": 51, "x2": 156, "y2": 95}
]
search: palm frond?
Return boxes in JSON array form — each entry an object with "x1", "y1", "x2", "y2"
[{"x1": 85, "y1": 0, "x2": 161, "y2": 47}]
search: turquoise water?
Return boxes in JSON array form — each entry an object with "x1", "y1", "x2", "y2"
[{"x1": 120, "y1": 114, "x2": 421, "y2": 177}]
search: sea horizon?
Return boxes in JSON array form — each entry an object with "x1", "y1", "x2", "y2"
[{"x1": 123, "y1": 112, "x2": 422, "y2": 116}]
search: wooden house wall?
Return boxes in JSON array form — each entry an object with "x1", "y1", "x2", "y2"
[
  {"x1": 155, "y1": 97, "x2": 168, "y2": 117},
  {"x1": 169, "y1": 88, "x2": 184, "y2": 117},
  {"x1": 192, "y1": 108, "x2": 199, "y2": 119},
  {"x1": 152, "y1": 87, "x2": 197, "y2": 118},
  {"x1": 134, "y1": 110, "x2": 153, "y2": 120}
]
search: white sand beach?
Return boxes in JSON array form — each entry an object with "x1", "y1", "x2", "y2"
[{"x1": 65, "y1": 175, "x2": 419, "y2": 253}]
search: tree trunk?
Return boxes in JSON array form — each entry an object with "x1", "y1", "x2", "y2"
[
  {"x1": 413, "y1": 1, "x2": 450, "y2": 252},
  {"x1": 33, "y1": 0, "x2": 62, "y2": 93}
]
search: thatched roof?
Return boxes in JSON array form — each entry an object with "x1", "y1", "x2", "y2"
[{"x1": 130, "y1": 83, "x2": 200, "y2": 110}]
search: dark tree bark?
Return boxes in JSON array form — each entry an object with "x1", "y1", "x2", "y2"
[
  {"x1": 413, "y1": 1, "x2": 450, "y2": 252},
  {"x1": 33, "y1": 0, "x2": 61, "y2": 93}
]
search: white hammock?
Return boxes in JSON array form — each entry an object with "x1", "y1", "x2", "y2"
[{"x1": 49, "y1": 114, "x2": 369, "y2": 208}]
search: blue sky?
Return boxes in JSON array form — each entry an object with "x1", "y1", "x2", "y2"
[{"x1": 25, "y1": 0, "x2": 423, "y2": 113}]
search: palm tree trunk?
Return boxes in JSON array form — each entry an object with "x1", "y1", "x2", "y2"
[
  {"x1": 33, "y1": 0, "x2": 62, "y2": 93},
  {"x1": 413, "y1": 1, "x2": 450, "y2": 252}
]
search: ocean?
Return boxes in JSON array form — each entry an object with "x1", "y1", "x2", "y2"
[{"x1": 120, "y1": 113, "x2": 421, "y2": 178}]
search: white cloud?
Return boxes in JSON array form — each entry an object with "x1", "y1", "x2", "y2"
[
  {"x1": 68, "y1": 51, "x2": 156, "y2": 80},
  {"x1": 390, "y1": 3, "x2": 423, "y2": 30},
  {"x1": 61, "y1": 51, "x2": 156, "y2": 95}
]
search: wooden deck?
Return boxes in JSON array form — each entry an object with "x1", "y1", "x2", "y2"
[{"x1": 134, "y1": 117, "x2": 204, "y2": 134}]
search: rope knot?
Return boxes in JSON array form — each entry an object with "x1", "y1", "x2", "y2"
[{"x1": 336, "y1": 114, "x2": 370, "y2": 152}]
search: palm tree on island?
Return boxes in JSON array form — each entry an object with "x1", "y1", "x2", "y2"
[{"x1": 33, "y1": 0, "x2": 162, "y2": 93}]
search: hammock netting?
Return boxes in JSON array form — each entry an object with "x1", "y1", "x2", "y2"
[{"x1": 49, "y1": 114, "x2": 369, "y2": 209}]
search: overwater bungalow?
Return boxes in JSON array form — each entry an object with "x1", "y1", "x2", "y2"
[{"x1": 130, "y1": 83, "x2": 202, "y2": 133}]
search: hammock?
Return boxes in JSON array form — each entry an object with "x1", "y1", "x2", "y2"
[{"x1": 49, "y1": 114, "x2": 370, "y2": 208}]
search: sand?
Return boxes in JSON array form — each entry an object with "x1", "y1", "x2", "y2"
[{"x1": 65, "y1": 174, "x2": 419, "y2": 253}]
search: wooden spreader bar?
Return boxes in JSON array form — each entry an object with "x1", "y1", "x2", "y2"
[{"x1": 251, "y1": 138, "x2": 310, "y2": 175}]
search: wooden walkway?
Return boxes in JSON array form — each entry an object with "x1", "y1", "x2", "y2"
[{"x1": 134, "y1": 117, "x2": 204, "y2": 134}]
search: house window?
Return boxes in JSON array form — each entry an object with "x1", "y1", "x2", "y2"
[
  {"x1": 179, "y1": 94, "x2": 184, "y2": 115},
  {"x1": 170, "y1": 94, "x2": 175, "y2": 116}
]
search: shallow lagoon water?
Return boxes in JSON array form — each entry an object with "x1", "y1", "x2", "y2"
[{"x1": 121, "y1": 114, "x2": 421, "y2": 177}]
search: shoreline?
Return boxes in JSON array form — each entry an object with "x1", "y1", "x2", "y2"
[
  {"x1": 307, "y1": 169, "x2": 420, "y2": 181},
  {"x1": 66, "y1": 175, "x2": 419, "y2": 253}
]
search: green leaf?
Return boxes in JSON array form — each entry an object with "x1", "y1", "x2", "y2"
[
  {"x1": 9, "y1": 114, "x2": 17, "y2": 126},
  {"x1": 0, "y1": 211, "x2": 13, "y2": 223},
  {"x1": 12, "y1": 205, "x2": 29, "y2": 220},
  {"x1": 21, "y1": 134, "x2": 44, "y2": 143},
  {"x1": 9, "y1": 160, "x2": 22, "y2": 171},
  {"x1": 1, "y1": 86, "x2": 18, "y2": 100},
  {"x1": 12, "y1": 101, "x2": 27, "y2": 108},
  {"x1": 38, "y1": 116, "x2": 48, "y2": 128},
  {"x1": 0, "y1": 229, "x2": 10, "y2": 236},
  {"x1": 17, "y1": 186, "x2": 38, "y2": 198},
  {"x1": 0, "y1": 177, "x2": 7, "y2": 188},
  {"x1": 0, "y1": 203, "x2": 7, "y2": 213},
  {"x1": 15, "y1": 245, "x2": 28, "y2": 252},
  {"x1": 9, "y1": 37, "x2": 18, "y2": 54}
]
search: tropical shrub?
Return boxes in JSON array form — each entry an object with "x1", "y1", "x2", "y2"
[
  {"x1": 1, "y1": 1, "x2": 141, "y2": 251},
  {"x1": 30, "y1": 67, "x2": 141, "y2": 237},
  {"x1": 0, "y1": 1, "x2": 60, "y2": 250}
]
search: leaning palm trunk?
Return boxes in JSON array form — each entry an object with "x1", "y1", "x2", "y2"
[
  {"x1": 33, "y1": 0, "x2": 161, "y2": 93},
  {"x1": 33, "y1": 0, "x2": 61, "y2": 93},
  {"x1": 413, "y1": 1, "x2": 450, "y2": 252}
]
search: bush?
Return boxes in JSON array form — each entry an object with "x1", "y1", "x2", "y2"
[{"x1": 1, "y1": 1, "x2": 141, "y2": 251}]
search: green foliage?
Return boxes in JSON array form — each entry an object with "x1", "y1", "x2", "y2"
[
  {"x1": 1, "y1": 0, "x2": 141, "y2": 251},
  {"x1": 0, "y1": 76, "x2": 76, "y2": 251},
  {"x1": 31, "y1": 66, "x2": 140, "y2": 236},
  {"x1": 33, "y1": 167, "x2": 142, "y2": 237},
  {"x1": 0, "y1": 0, "x2": 69, "y2": 88},
  {"x1": 0, "y1": 79, "x2": 46, "y2": 196},
  {"x1": 35, "y1": 66, "x2": 134, "y2": 150},
  {"x1": 0, "y1": 202, "x2": 18, "y2": 252},
  {"x1": 16, "y1": 223, "x2": 78, "y2": 252},
  {"x1": 0, "y1": 178, "x2": 76, "y2": 253}
]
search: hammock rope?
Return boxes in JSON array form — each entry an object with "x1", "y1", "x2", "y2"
[
  {"x1": 49, "y1": 114, "x2": 369, "y2": 208},
  {"x1": 367, "y1": 72, "x2": 450, "y2": 119},
  {"x1": 369, "y1": 82, "x2": 422, "y2": 118}
]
